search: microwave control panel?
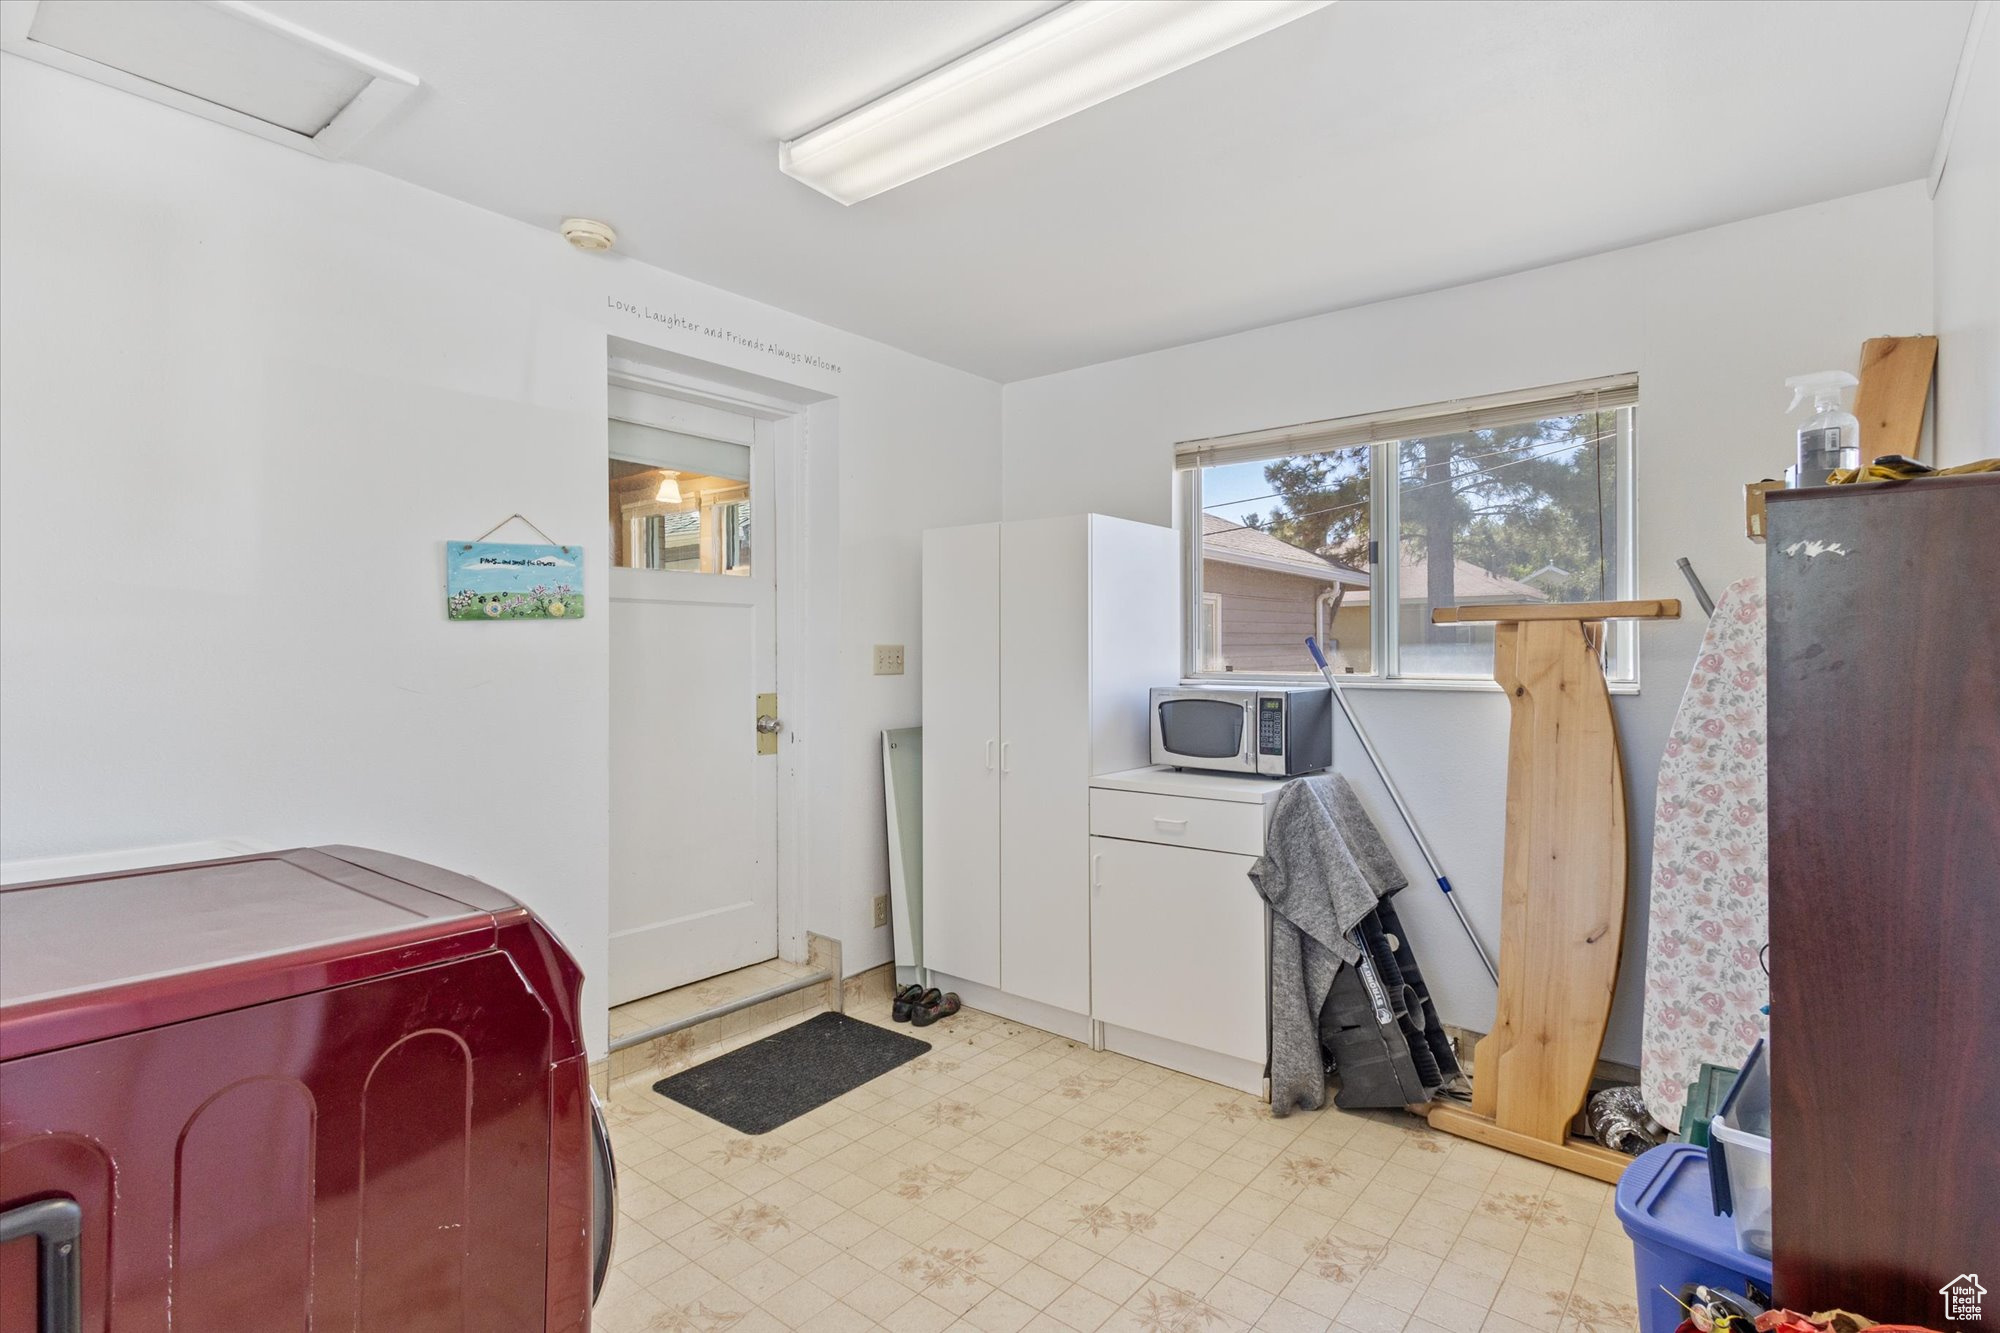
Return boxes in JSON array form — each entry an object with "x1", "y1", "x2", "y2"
[{"x1": 1257, "y1": 696, "x2": 1286, "y2": 754}]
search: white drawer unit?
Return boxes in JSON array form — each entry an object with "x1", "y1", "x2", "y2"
[
  {"x1": 1087, "y1": 766, "x2": 1287, "y2": 1096},
  {"x1": 1089, "y1": 788, "x2": 1265, "y2": 856}
]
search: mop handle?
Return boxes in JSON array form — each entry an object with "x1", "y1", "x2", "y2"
[
  {"x1": 1306, "y1": 637, "x2": 1499, "y2": 984},
  {"x1": 1304, "y1": 637, "x2": 1447, "y2": 881}
]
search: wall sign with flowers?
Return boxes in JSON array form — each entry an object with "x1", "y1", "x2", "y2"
[{"x1": 446, "y1": 520, "x2": 583, "y2": 621}]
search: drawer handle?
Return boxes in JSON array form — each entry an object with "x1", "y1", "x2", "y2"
[
  {"x1": 1153, "y1": 818, "x2": 1189, "y2": 833},
  {"x1": 1091, "y1": 853, "x2": 1102, "y2": 893}
]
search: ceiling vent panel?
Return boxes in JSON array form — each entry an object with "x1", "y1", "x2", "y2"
[{"x1": 1, "y1": 0, "x2": 418, "y2": 158}]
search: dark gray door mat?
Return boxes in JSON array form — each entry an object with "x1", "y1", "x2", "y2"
[{"x1": 652, "y1": 1011, "x2": 930, "y2": 1134}]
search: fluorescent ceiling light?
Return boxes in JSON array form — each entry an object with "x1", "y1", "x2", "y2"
[
  {"x1": 0, "y1": 0, "x2": 419, "y2": 159},
  {"x1": 780, "y1": 0, "x2": 1331, "y2": 205}
]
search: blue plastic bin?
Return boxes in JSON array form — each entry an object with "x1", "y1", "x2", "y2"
[{"x1": 1614, "y1": 1144, "x2": 1774, "y2": 1333}]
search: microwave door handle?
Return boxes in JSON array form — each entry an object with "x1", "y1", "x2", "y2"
[{"x1": 1245, "y1": 700, "x2": 1257, "y2": 763}]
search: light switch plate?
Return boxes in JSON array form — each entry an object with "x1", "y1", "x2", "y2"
[
  {"x1": 872, "y1": 644, "x2": 905, "y2": 675},
  {"x1": 873, "y1": 894, "x2": 890, "y2": 928}
]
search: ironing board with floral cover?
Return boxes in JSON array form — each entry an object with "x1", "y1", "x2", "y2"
[{"x1": 1640, "y1": 576, "x2": 1770, "y2": 1128}]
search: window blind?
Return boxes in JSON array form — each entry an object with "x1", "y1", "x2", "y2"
[
  {"x1": 1174, "y1": 374, "x2": 1638, "y2": 469},
  {"x1": 608, "y1": 419, "x2": 751, "y2": 481}
]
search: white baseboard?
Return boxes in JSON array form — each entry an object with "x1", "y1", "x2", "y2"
[
  {"x1": 924, "y1": 972, "x2": 1093, "y2": 1043},
  {"x1": 920, "y1": 973, "x2": 1268, "y2": 1098},
  {"x1": 1100, "y1": 1022, "x2": 1266, "y2": 1097}
]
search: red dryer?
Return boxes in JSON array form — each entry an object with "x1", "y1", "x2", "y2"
[{"x1": 0, "y1": 846, "x2": 614, "y2": 1332}]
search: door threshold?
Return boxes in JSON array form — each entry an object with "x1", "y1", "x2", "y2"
[{"x1": 609, "y1": 960, "x2": 829, "y2": 1053}]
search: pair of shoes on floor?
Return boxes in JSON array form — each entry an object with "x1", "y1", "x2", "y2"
[{"x1": 892, "y1": 985, "x2": 961, "y2": 1027}]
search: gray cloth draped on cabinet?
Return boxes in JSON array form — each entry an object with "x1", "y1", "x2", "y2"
[{"x1": 1249, "y1": 773, "x2": 1406, "y2": 1117}]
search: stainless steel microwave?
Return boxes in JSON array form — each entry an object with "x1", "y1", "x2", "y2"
[{"x1": 1149, "y1": 686, "x2": 1333, "y2": 776}]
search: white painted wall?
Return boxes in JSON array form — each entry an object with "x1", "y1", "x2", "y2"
[
  {"x1": 1001, "y1": 183, "x2": 1936, "y2": 1063},
  {"x1": 0, "y1": 41, "x2": 1961, "y2": 1079},
  {"x1": 1934, "y1": 10, "x2": 2000, "y2": 466},
  {"x1": 0, "y1": 59, "x2": 1001, "y2": 1057}
]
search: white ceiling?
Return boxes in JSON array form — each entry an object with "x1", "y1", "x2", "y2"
[{"x1": 260, "y1": 0, "x2": 1975, "y2": 382}]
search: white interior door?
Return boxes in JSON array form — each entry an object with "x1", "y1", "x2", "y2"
[{"x1": 609, "y1": 391, "x2": 778, "y2": 1006}]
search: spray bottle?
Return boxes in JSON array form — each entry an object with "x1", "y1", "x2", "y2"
[{"x1": 1785, "y1": 371, "x2": 1861, "y2": 486}]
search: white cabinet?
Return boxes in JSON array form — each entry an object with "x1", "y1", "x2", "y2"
[
  {"x1": 1088, "y1": 767, "x2": 1285, "y2": 1096},
  {"x1": 920, "y1": 524, "x2": 1002, "y2": 988},
  {"x1": 996, "y1": 515, "x2": 1090, "y2": 1013},
  {"x1": 921, "y1": 515, "x2": 1177, "y2": 1028},
  {"x1": 1090, "y1": 838, "x2": 1265, "y2": 1062}
]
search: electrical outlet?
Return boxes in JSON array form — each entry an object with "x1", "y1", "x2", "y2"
[
  {"x1": 873, "y1": 894, "x2": 890, "y2": 928},
  {"x1": 872, "y1": 644, "x2": 905, "y2": 675}
]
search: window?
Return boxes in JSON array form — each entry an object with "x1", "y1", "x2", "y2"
[
  {"x1": 1199, "y1": 593, "x2": 1224, "y2": 671},
  {"x1": 1178, "y1": 376, "x2": 1638, "y2": 686},
  {"x1": 608, "y1": 419, "x2": 753, "y2": 576},
  {"x1": 718, "y1": 499, "x2": 751, "y2": 572}
]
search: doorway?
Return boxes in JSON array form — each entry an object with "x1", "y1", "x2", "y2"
[{"x1": 607, "y1": 374, "x2": 782, "y2": 1006}]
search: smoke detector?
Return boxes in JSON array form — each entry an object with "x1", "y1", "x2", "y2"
[{"x1": 559, "y1": 218, "x2": 617, "y2": 252}]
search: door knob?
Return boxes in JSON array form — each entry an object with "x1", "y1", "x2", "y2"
[
  {"x1": 755, "y1": 692, "x2": 781, "y2": 754},
  {"x1": 756, "y1": 714, "x2": 782, "y2": 734}
]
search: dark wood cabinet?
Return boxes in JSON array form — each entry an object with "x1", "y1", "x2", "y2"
[{"x1": 1766, "y1": 476, "x2": 2000, "y2": 1324}]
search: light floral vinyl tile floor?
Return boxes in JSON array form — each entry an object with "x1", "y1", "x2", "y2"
[{"x1": 595, "y1": 1005, "x2": 1641, "y2": 1333}]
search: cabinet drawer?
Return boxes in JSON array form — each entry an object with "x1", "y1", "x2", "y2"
[{"x1": 1088, "y1": 788, "x2": 1265, "y2": 855}]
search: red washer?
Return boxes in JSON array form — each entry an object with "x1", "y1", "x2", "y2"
[{"x1": 0, "y1": 846, "x2": 612, "y2": 1333}]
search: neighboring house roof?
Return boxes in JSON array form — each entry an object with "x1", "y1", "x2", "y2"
[
  {"x1": 1333, "y1": 540, "x2": 1549, "y2": 606},
  {"x1": 1202, "y1": 515, "x2": 1368, "y2": 586}
]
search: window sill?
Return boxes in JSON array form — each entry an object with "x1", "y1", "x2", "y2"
[{"x1": 1183, "y1": 675, "x2": 1641, "y2": 696}]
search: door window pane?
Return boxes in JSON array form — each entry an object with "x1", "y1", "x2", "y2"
[
  {"x1": 1195, "y1": 447, "x2": 1372, "y2": 676},
  {"x1": 717, "y1": 500, "x2": 751, "y2": 574},
  {"x1": 608, "y1": 422, "x2": 752, "y2": 575}
]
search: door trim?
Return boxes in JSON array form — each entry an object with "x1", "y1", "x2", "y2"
[{"x1": 604, "y1": 350, "x2": 818, "y2": 970}]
